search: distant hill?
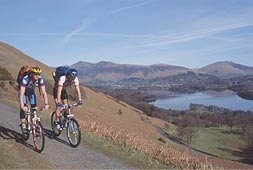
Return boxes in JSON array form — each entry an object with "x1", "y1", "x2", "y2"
[
  {"x1": 72, "y1": 61, "x2": 253, "y2": 89},
  {"x1": 200, "y1": 61, "x2": 253, "y2": 78},
  {"x1": 71, "y1": 61, "x2": 189, "y2": 83}
]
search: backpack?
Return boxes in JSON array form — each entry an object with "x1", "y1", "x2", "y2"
[
  {"x1": 52, "y1": 66, "x2": 70, "y2": 82},
  {"x1": 16, "y1": 66, "x2": 31, "y2": 84}
]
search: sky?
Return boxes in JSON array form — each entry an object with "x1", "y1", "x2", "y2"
[{"x1": 0, "y1": 0, "x2": 253, "y2": 68}]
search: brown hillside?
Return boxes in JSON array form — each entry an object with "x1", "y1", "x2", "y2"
[
  {"x1": 71, "y1": 61, "x2": 189, "y2": 83},
  {"x1": 200, "y1": 61, "x2": 253, "y2": 78},
  {"x1": 0, "y1": 40, "x2": 164, "y2": 140},
  {"x1": 0, "y1": 41, "x2": 53, "y2": 80},
  {"x1": 1, "y1": 41, "x2": 253, "y2": 169}
]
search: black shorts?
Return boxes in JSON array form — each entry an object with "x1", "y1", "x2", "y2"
[{"x1": 53, "y1": 86, "x2": 68, "y2": 101}]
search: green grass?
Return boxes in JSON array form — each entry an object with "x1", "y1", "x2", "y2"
[
  {"x1": 164, "y1": 124, "x2": 246, "y2": 161},
  {"x1": 191, "y1": 127, "x2": 246, "y2": 160}
]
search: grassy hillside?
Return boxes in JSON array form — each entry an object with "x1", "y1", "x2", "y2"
[
  {"x1": 163, "y1": 125, "x2": 247, "y2": 161},
  {"x1": 1, "y1": 41, "x2": 253, "y2": 169},
  {"x1": 0, "y1": 41, "x2": 164, "y2": 140}
]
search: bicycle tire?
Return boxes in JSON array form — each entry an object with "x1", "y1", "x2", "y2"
[
  {"x1": 66, "y1": 118, "x2": 81, "y2": 147},
  {"x1": 33, "y1": 121, "x2": 45, "y2": 153},
  {"x1": 51, "y1": 112, "x2": 61, "y2": 136}
]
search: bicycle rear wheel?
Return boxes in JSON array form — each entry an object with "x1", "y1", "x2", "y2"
[
  {"x1": 32, "y1": 121, "x2": 45, "y2": 153},
  {"x1": 51, "y1": 112, "x2": 61, "y2": 136},
  {"x1": 67, "y1": 118, "x2": 81, "y2": 147}
]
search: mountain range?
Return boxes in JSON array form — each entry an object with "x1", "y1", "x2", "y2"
[{"x1": 71, "y1": 61, "x2": 253, "y2": 88}]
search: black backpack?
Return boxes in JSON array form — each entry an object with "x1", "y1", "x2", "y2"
[{"x1": 52, "y1": 66, "x2": 70, "y2": 82}]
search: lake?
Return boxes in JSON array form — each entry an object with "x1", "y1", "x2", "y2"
[{"x1": 153, "y1": 90, "x2": 253, "y2": 111}]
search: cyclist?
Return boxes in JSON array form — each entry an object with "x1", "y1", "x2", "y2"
[
  {"x1": 53, "y1": 67, "x2": 82, "y2": 129},
  {"x1": 19, "y1": 67, "x2": 49, "y2": 133}
]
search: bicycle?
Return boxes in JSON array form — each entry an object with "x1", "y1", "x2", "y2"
[
  {"x1": 21, "y1": 107, "x2": 45, "y2": 153},
  {"x1": 51, "y1": 103, "x2": 81, "y2": 147}
]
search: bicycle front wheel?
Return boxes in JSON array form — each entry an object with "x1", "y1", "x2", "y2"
[
  {"x1": 32, "y1": 121, "x2": 45, "y2": 153},
  {"x1": 67, "y1": 118, "x2": 81, "y2": 147}
]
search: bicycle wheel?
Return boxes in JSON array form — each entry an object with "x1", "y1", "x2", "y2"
[
  {"x1": 51, "y1": 112, "x2": 61, "y2": 136},
  {"x1": 32, "y1": 121, "x2": 45, "y2": 153},
  {"x1": 66, "y1": 118, "x2": 81, "y2": 147}
]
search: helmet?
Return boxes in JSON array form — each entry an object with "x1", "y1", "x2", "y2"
[
  {"x1": 66, "y1": 68, "x2": 78, "y2": 79},
  {"x1": 30, "y1": 67, "x2": 42, "y2": 74}
]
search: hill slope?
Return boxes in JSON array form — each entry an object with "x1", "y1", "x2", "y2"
[
  {"x1": 72, "y1": 61, "x2": 253, "y2": 90},
  {"x1": 1, "y1": 41, "x2": 253, "y2": 169},
  {"x1": 0, "y1": 42, "x2": 53, "y2": 80},
  {"x1": 0, "y1": 40, "x2": 164, "y2": 141},
  {"x1": 71, "y1": 61, "x2": 189, "y2": 83},
  {"x1": 200, "y1": 61, "x2": 253, "y2": 78}
]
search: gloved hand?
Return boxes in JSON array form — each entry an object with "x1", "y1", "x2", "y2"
[
  {"x1": 77, "y1": 100, "x2": 83, "y2": 107},
  {"x1": 57, "y1": 103, "x2": 64, "y2": 110},
  {"x1": 21, "y1": 105, "x2": 28, "y2": 112}
]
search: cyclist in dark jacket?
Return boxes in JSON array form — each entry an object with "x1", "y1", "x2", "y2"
[{"x1": 19, "y1": 67, "x2": 49, "y2": 132}]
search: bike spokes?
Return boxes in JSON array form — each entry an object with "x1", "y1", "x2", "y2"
[
  {"x1": 67, "y1": 119, "x2": 81, "y2": 147},
  {"x1": 33, "y1": 121, "x2": 45, "y2": 153}
]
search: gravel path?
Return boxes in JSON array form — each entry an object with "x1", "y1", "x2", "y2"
[{"x1": 0, "y1": 102, "x2": 135, "y2": 169}]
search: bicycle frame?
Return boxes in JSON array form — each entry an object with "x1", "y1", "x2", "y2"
[
  {"x1": 60, "y1": 104, "x2": 78, "y2": 122},
  {"x1": 23, "y1": 107, "x2": 45, "y2": 152},
  {"x1": 52, "y1": 103, "x2": 81, "y2": 147},
  {"x1": 26, "y1": 108, "x2": 40, "y2": 133}
]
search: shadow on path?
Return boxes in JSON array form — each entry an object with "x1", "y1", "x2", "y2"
[
  {"x1": 0, "y1": 125, "x2": 37, "y2": 152},
  {"x1": 43, "y1": 128, "x2": 70, "y2": 147}
]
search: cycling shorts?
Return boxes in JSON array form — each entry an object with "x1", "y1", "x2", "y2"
[
  {"x1": 20, "y1": 90, "x2": 37, "y2": 119},
  {"x1": 53, "y1": 86, "x2": 68, "y2": 101}
]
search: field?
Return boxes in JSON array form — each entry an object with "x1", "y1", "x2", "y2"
[
  {"x1": 164, "y1": 124, "x2": 248, "y2": 162},
  {"x1": 192, "y1": 127, "x2": 246, "y2": 160}
]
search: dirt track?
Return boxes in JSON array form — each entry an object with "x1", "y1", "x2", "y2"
[{"x1": 0, "y1": 102, "x2": 135, "y2": 169}]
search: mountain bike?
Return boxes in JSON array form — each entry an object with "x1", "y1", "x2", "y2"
[
  {"x1": 51, "y1": 103, "x2": 81, "y2": 147},
  {"x1": 21, "y1": 108, "x2": 45, "y2": 153}
]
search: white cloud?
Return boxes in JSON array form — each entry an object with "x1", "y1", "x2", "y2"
[
  {"x1": 109, "y1": 0, "x2": 154, "y2": 15},
  {"x1": 130, "y1": 22, "x2": 253, "y2": 48},
  {"x1": 63, "y1": 22, "x2": 90, "y2": 43},
  {"x1": 62, "y1": 0, "x2": 154, "y2": 43}
]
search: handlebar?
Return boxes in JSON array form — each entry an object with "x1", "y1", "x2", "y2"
[{"x1": 59, "y1": 103, "x2": 80, "y2": 110}]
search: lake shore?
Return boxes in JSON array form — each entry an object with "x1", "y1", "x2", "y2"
[{"x1": 152, "y1": 90, "x2": 253, "y2": 111}]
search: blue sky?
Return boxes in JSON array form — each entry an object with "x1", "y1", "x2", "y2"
[{"x1": 0, "y1": 0, "x2": 253, "y2": 68}]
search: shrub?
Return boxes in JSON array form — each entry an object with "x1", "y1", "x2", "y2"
[
  {"x1": 117, "y1": 109, "x2": 123, "y2": 115},
  {"x1": 0, "y1": 66, "x2": 13, "y2": 81},
  {"x1": 0, "y1": 82, "x2": 6, "y2": 89}
]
